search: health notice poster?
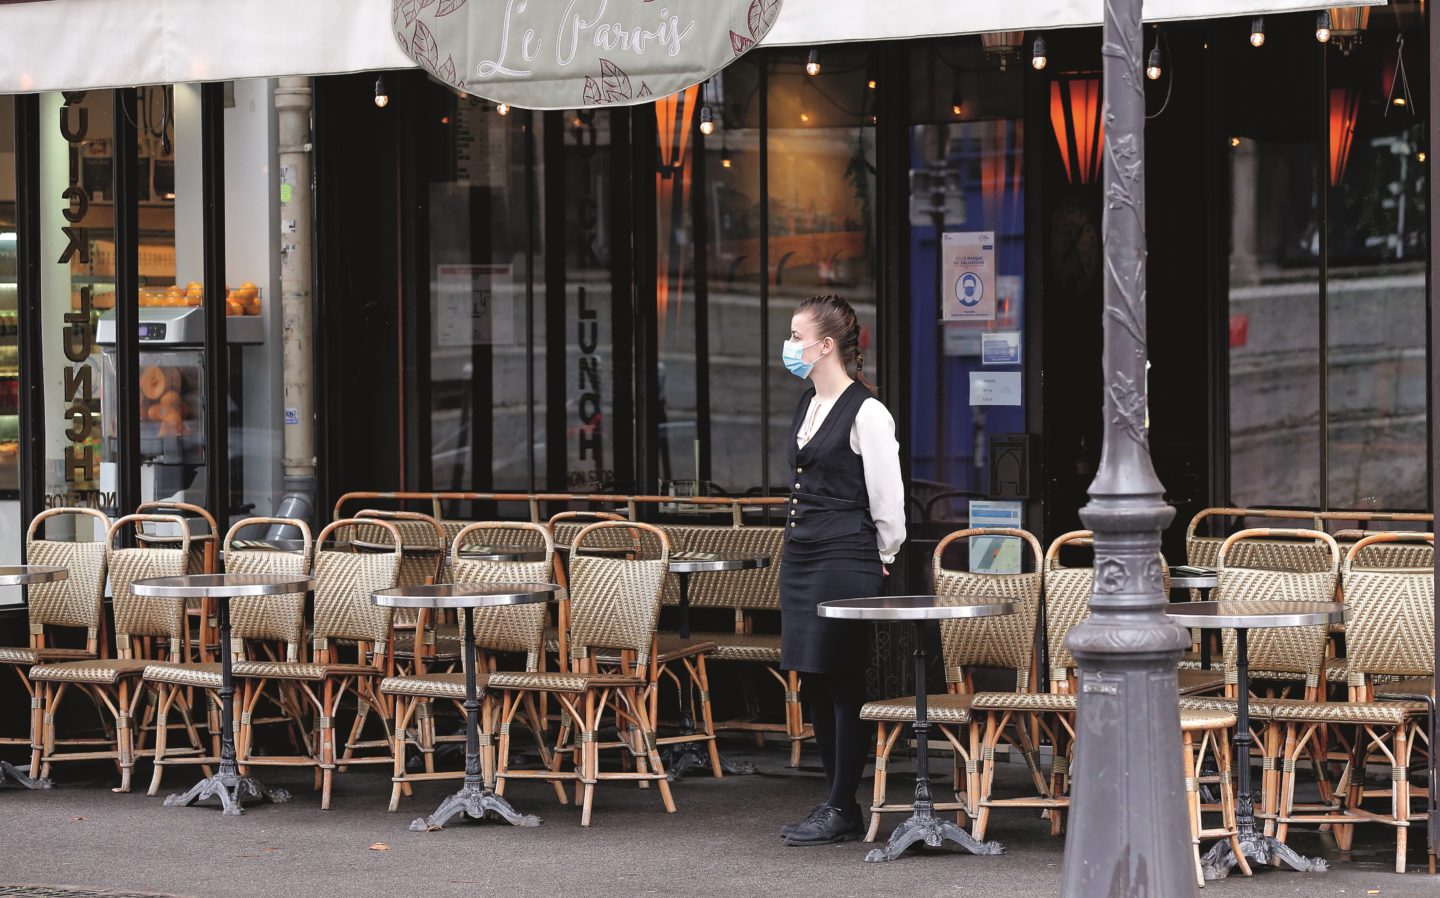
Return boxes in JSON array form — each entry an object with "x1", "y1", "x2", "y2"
[{"x1": 941, "y1": 231, "x2": 996, "y2": 321}]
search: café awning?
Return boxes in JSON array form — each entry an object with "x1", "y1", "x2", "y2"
[{"x1": 0, "y1": 0, "x2": 1385, "y2": 94}]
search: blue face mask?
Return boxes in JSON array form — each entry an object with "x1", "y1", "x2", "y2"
[{"x1": 782, "y1": 339, "x2": 823, "y2": 379}]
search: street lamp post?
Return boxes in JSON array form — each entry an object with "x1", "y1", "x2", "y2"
[{"x1": 1057, "y1": 1, "x2": 1196, "y2": 896}]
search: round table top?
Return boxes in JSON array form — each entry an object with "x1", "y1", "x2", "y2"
[
  {"x1": 133, "y1": 573, "x2": 317, "y2": 598},
  {"x1": 1166, "y1": 600, "x2": 1348, "y2": 629},
  {"x1": 456, "y1": 545, "x2": 549, "y2": 563},
  {"x1": 351, "y1": 539, "x2": 442, "y2": 554},
  {"x1": 1169, "y1": 566, "x2": 1219, "y2": 590},
  {"x1": 818, "y1": 595, "x2": 1016, "y2": 621},
  {"x1": 668, "y1": 553, "x2": 771, "y2": 574},
  {"x1": 371, "y1": 582, "x2": 562, "y2": 610},
  {"x1": 0, "y1": 565, "x2": 69, "y2": 587}
]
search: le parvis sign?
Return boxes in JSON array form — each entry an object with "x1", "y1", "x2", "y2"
[{"x1": 392, "y1": 0, "x2": 780, "y2": 110}]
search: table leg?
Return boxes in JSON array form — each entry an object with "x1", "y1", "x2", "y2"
[
  {"x1": 865, "y1": 621, "x2": 1005, "y2": 863},
  {"x1": 0, "y1": 760, "x2": 52, "y2": 790},
  {"x1": 662, "y1": 572, "x2": 756, "y2": 780},
  {"x1": 165, "y1": 595, "x2": 292, "y2": 815},
  {"x1": 411, "y1": 607, "x2": 541, "y2": 831},
  {"x1": 1199, "y1": 627, "x2": 1328, "y2": 878},
  {"x1": 1199, "y1": 586, "x2": 1213, "y2": 670}
]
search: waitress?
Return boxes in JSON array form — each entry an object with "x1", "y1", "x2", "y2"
[{"x1": 777, "y1": 294, "x2": 905, "y2": 846}]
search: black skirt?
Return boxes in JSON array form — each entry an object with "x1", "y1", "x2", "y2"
[{"x1": 779, "y1": 537, "x2": 883, "y2": 675}]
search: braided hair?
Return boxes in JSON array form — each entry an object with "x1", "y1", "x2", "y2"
[{"x1": 795, "y1": 294, "x2": 877, "y2": 394}]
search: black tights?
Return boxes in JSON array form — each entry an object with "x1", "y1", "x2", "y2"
[{"x1": 806, "y1": 668, "x2": 869, "y2": 812}]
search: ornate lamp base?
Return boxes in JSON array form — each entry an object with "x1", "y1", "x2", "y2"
[
  {"x1": 1201, "y1": 827, "x2": 1329, "y2": 880},
  {"x1": 165, "y1": 770, "x2": 292, "y2": 816},
  {"x1": 864, "y1": 808, "x2": 1006, "y2": 863},
  {"x1": 0, "y1": 760, "x2": 53, "y2": 790},
  {"x1": 409, "y1": 781, "x2": 542, "y2": 831}
]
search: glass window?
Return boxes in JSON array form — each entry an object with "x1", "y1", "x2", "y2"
[{"x1": 0, "y1": 95, "x2": 17, "y2": 502}]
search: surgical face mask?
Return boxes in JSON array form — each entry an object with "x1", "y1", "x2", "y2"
[{"x1": 782, "y1": 338, "x2": 823, "y2": 379}]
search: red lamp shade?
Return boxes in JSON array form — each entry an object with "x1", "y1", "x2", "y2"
[
  {"x1": 1328, "y1": 88, "x2": 1359, "y2": 186},
  {"x1": 1050, "y1": 77, "x2": 1103, "y2": 184}
]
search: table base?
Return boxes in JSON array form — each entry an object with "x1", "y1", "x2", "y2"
[
  {"x1": 165, "y1": 771, "x2": 292, "y2": 816},
  {"x1": 409, "y1": 780, "x2": 542, "y2": 831},
  {"x1": 1200, "y1": 823, "x2": 1328, "y2": 879},
  {"x1": 660, "y1": 740, "x2": 757, "y2": 781},
  {"x1": 0, "y1": 759, "x2": 52, "y2": 790},
  {"x1": 865, "y1": 808, "x2": 1005, "y2": 863}
]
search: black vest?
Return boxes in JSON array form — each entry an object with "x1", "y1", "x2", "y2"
[{"x1": 785, "y1": 381, "x2": 877, "y2": 547}]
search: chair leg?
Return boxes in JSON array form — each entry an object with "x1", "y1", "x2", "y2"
[
  {"x1": 29, "y1": 682, "x2": 47, "y2": 777},
  {"x1": 1182, "y1": 730, "x2": 1204, "y2": 889},
  {"x1": 1393, "y1": 725, "x2": 1409, "y2": 874},
  {"x1": 867, "y1": 721, "x2": 888, "y2": 843},
  {"x1": 112, "y1": 680, "x2": 135, "y2": 794},
  {"x1": 695, "y1": 656, "x2": 722, "y2": 778},
  {"x1": 973, "y1": 712, "x2": 1000, "y2": 841},
  {"x1": 389, "y1": 695, "x2": 412, "y2": 813},
  {"x1": 148, "y1": 684, "x2": 173, "y2": 796},
  {"x1": 788, "y1": 671, "x2": 804, "y2": 768},
  {"x1": 632, "y1": 687, "x2": 675, "y2": 816},
  {"x1": 1217, "y1": 726, "x2": 1251, "y2": 877},
  {"x1": 580, "y1": 691, "x2": 598, "y2": 827},
  {"x1": 320, "y1": 679, "x2": 336, "y2": 810}
]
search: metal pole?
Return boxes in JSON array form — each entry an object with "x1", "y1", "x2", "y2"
[
  {"x1": 275, "y1": 77, "x2": 317, "y2": 524},
  {"x1": 1058, "y1": 1, "x2": 1195, "y2": 894}
]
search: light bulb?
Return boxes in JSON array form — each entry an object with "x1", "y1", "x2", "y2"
[
  {"x1": 806, "y1": 49, "x2": 820, "y2": 77},
  {"x1": 497, "y1": 103, "x2": 510, "y2": 116},
  {"x1": 721, "y1": 149, "x2": 733, "y2": 169},
  {"x1": 374, "y1": 75, "x2": 389, "y2": 108},
  {"x1": 867, "y1": 79, "x2": 877, "y2": 90},
  {"x1": 1393, "y1": 96, "x2": 1407, "y2": 108},
  {"x1": 1315, "y1": 11, "x2": 1331, "y2": 43},
  {"x1": 1250, "y1": 17, "x2": 1265, "y2": 48},
  {"x1": 951, "y1": 89, "x2": 963, "y2": 117},
  {"x1": 1418, "y1": 151, "x2": 1427, "y2": 163},
  {"x1": 1230, "y1": 136, "x2": 1241, "y2": 147},
  {"x1": 800, "y1": 112, "x2": 811, "y2": 123},
  {"x1": 1146, "y1": 44, "x2": 1163, "y2": 80},
  {"x1": 1032, "y1": 35, "x2": 1048, "y2": 71},
  {"x1": 699, "y1": 105, "x2": 714, "y2": 135}
]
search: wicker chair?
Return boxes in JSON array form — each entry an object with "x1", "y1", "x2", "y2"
[
  {"x1": 135, "y1": 501, "x2": 219, "y2": 661},
  {"x1": 654, "y1": 524, "x2": 799, "y2": 765},
  {"x1": 380, "y1": 522, "x2": 558, "y2": 812},
  {"x1": 355, "y1": 509, "x2": 447, "y2": 672},
  {"x1": 489, "y1": 520, "x2": 675, "y2": 826},
  {"x1": 231, "y1": 518, "x2": 402, "y2": 809},
  {"x1": 0, "y1": 508, "x2": 110, "y2": 780},
  {"x1": 1272, "y1": 533, "x2": 1433, "y2": 874},
  {"x1": 545, "y1": 511, "x2": 630, "y2": 666},
  {"x1": 143, "y1": 517, "x2": 314, "y2": 796},
  {"x1": 30, "y1": 514, "x2": 199, "y2": 791},
  {"x1": 859, "y1": 528, "x2": 1045, "y2": 843}
]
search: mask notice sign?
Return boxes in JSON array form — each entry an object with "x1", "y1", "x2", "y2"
[{"x1": 941, "y1": 231, "x2": 995, "y2": 322}]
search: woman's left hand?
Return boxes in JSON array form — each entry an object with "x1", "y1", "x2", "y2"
[{"x1": 882, "y1": 565, "x2": 890, "y2": 577}]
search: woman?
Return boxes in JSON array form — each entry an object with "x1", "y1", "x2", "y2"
[{"x1": 777, "y1": 294, "x2": 905, "y2": 846}]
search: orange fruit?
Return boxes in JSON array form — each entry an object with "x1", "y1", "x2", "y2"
[
  {"x1": 243, "y1": 295, "x2": 260, "y2": 315},
  {"x1": 225, "y1": 298, "x2": 245, "y2": 316}
]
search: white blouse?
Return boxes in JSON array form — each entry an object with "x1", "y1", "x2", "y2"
[{"x1": 796, "y1": 394, "x2": 907, "y2": 564}]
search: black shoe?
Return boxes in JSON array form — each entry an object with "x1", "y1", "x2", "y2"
[
  {"x1": 779, "y1": 802, "x2": 828, "y2": 839},
  {"x1": 783, "y1": 804, "x2": 863, "y2": 846}
]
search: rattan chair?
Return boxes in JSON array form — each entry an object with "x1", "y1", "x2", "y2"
[
  {"x1": 354, "y1": 509, "x2": 447, "y2": 673},
  {"x1": 1272, "y1": 533, "x2": 1433, "y2": 873},
  {"x1": 545, "y1": 511, "x2": 631, "y2": 667},
  {"x1": 489, "y1": 520, "x2": 675, "y2": 826},
  {"x1": 381, "y1": 522, "x2": 558, "y2": 812},
  {"x1": 143, "y1": 517, "x2": 314, "y2": 796},
  {"x1": 30, "y1": 514, "x2": 201, "y2": 791},
  {"x1": 0, "y1": 508, "x2": 110, "y2": 779},
  {"x1": 231, "y1": 518, "x2": 402, "y2": 809},
  {"x1": 136, "y1": 501, "x2": 219, "y2": 661},
  {"x1": 859, "y1": 527, "x2": 1045, "y2": 843}
]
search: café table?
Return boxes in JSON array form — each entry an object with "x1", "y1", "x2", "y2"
[
  {"x1": 661, "y1": 551, "x2": 770, "y2": 780},
  {"x1": 134, "y1": 572, "x2": 316, "y2": 815},
  {"x1": 456, "y1": 545, "x2": 549, "y2": 563},
  {"x1": 1165, "y1": 599, "x2": 1348, "y2": 879},
  {"x1": 0, "y1": 565, "x2": 69, "y2": 790},
  {"x1": 1169, "y1": 565, "x2": 1220, "y2": 669},
  {"x1": 373, "y1": 581, "x2": 562, "y2": 832},
  {"x1": 818, "y1": 595, "x2": 1015, "y2": 863}
]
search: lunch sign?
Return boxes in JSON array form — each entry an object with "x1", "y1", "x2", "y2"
[{"x1": 392, "y1": 0, "x2": 781, "y2": 110}]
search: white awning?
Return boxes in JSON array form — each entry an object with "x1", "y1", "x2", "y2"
[{"x1": 0, "y1": 0, "x2": 1385, "y2": 94}]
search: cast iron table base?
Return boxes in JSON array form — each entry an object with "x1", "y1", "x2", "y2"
[
  {"x1": 0, "y1": 760, "x2": 51, "y2": 790},
  {"x1": 867, "y1": 620, "x2": 1004, "y2": 863},
  {"x1": 165, "y1": 768, "x2": 291, "y2": 816}
]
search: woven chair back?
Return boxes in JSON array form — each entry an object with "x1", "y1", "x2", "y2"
[
  {"x1": 24, "y1": 508, "x2": 110, "y2": 641},
  {"x1": 1341, "y1": 533, "x2": 1434, "y2": 686},
  {"x1": 1333, "y1": 529, "x2": 1434, "y2": 569},
  {"x1": 450, "y1": 522, "x2": 555, "y2": 670},
  {"x1": 932, "y1": 528, "x2": 1044, "y2": 691},
  {"x1": 354, "y1": 510, "x2": 446, "y2": 625},
  {"x1": 1186, "y1": 508, "x2": 1326, "y2": 572},
  {"x1": 223, "y1": 518, "x2": 314, "y2": 662},
  {"x1": 109, "y1": 514, "x2": 191, "y2": 658},
  {"x1": 135, "y1": 501, "x2": 217, "y2": 576},
  {"x1": 311, "y1": 519, "x2": 403, "y2": 655},
  {"x1": 659, "y1": 524, "x2": 783, "y2": 611},
  {"x1": 549, "y1": 511, "x2": 631, "y2": 553},
  {"x1": 567, "y1": 521, "x2": 669, "y2": 666},
  {"x1": 1216, "y1": 528, "x2": 1339, "y2": 690}
]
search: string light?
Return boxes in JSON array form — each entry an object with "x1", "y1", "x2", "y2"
[
  {"x1": 1315, "y1": 10, "x2": 1332, "y2": 43},
  {"x1": 1230, "y1": 136, "x2": 1241, "y2": 147},
  {"x1": 951, "y1": 88, "x2": 963, "y2": 117},
  {"x1": 699, "y1": 105, "x2": 714, "y2": 135},
  {"x1": 721, "y1": 148, "x2": 733, "y2": 168},
  {"x1": 1418, "y1": 150, "x2": 1427, "y2": 163},
  {"x1": 374, "y1": 75, "x2": 389, "y2": 108},
  {"x1": 1032, "y1": 35, "x2": 1048, "y2": 71},
  {"x1": 1250, "y1": 17, "x2": 1265, "y2": 48},
  {"x1": 806, "y1": 49, "x2": 821, "y2": 76},
  {"x1": 800, "y1": 111, "x2": 811, "y2": 123},
  {"x1": 497, "y1": 103, "x2": 510, "y2": 116},
  {"x1": 1146, "y1": 42, "x2": 1163, "y2": 80},
  {"x1": 867, "y1": 79, "x2": 877, "y2": 89}
]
